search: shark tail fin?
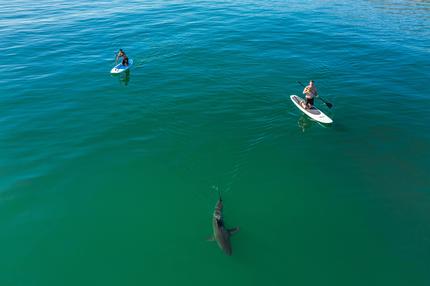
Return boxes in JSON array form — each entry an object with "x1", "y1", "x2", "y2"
[{"x1": 228, "y1": 227, "x2": 240, "y2": 236}]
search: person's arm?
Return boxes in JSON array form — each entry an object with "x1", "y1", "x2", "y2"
[
  {"x1": 115, "y1": 52, "x2": 121, "y2": 65},
  {"x1": 314, "y1": 89, "x2": 318, "y2": 97},
  {"x1": 303, "y1": 86, "x2": 309, "y2": 94}
]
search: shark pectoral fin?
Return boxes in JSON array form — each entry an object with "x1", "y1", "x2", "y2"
[
  {"x1": 207, "y1": 236, "x2": 215, "y2": 242},
  {"x1": 228, "y1": 227, "x2": 240, "y2": 236}
]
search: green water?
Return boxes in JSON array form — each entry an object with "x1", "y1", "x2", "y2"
[{"x1": 1, "y1": 0, "x2": 430, "y2": 285}]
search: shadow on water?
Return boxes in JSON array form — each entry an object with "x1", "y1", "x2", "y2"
[
  {"x1": 294, "y1": 104, "x2": 347, "y2": 133},
  {"x1": 297, "y1": 114, "x2": 335, "y2": 132},
  {"x1": 111, "y1": 70, "x2": 131, "y2": 86},
  {"x1": 120, "y1": 70, "x2": 131, "y2": 86}
]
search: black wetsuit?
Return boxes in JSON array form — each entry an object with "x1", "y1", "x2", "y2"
[
  {"x1": 306, "y1": 97, "x2": 314, "y2": 106},
  {"x1": 122, "y1": 56, "x2": 129, "y2": 66},
  {"x1": 118, "y1": 51, "x2": 129, "y2": 66}
]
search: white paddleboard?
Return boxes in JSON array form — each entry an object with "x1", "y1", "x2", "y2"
[
  {"x1": 110, "y1": 59, "x2": 133, "y2": 74},
  {"x1": 290, "y1": 95, "x2": 333, "y2": 124}
]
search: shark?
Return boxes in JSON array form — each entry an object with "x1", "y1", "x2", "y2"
[{"x1": 208, "y1": 192, "x2": 239, "y2": 256}]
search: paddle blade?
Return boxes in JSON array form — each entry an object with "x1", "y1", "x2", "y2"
[{"x1": 319, "y1": 97, "x2": 333, "y2": 109}]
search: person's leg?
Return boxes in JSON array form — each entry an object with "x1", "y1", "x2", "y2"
[
  {"x1": 300, "y1": 99, "x2": 307, "y2": 109},
  {"x1": 306, "y1": 97, "x2": 314, "y2": 109},
  {"x1": 305, "y1": 97, "x2": 311, "y2": 109}
]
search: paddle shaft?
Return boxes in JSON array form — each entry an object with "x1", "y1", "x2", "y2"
[
  {"x1": 114, "y1": 52, "x2": 119, "y2": 65},
  {"x1": 297, "y1": 81, "x2": 333, "y2": 108}
]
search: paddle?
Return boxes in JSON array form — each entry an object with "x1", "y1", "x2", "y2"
[
  {"x1": 297, "y1": 81, "x2": 333, "y2": 109},
  {"x1": 114, "y1": 51, "x2": 119, "y2": 65}
]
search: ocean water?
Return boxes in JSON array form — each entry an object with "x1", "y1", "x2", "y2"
[{"x1": 1, "y1": 0, "x2": 429, "y2": 285}]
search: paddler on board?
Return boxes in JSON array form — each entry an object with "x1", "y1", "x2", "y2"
[
  {"x1": 115, "y1": 49, "x2": 129, "y2": 66},
  {"x1": 301, "y1": 80, "x2": 318, "y2": 109}
]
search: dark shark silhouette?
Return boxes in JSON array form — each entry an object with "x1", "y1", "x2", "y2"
[{"x1": 208, "y1": 192, "x2": 239, "y2": 256}]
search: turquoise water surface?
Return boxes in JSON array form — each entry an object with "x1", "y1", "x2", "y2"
[{"x1": 1, "y1": 0, "x2": 430, "y2": 285}]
